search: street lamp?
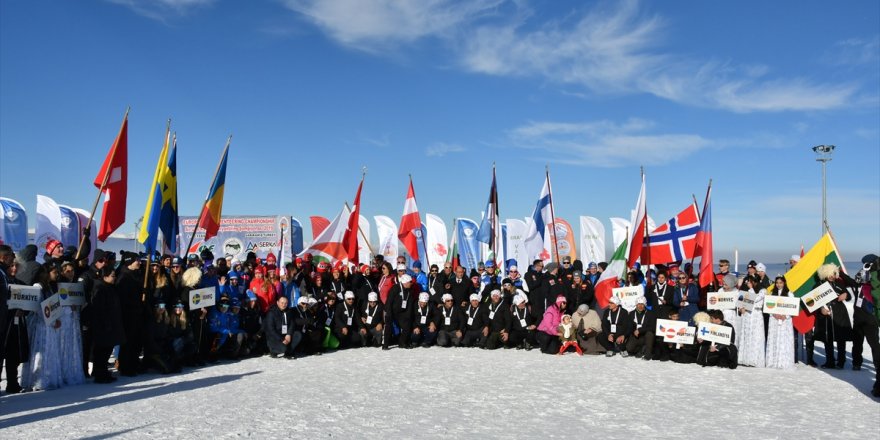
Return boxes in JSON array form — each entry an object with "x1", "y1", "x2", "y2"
[
  {"x1": 133, "y1": 216, "x2": 144, "y2": 252},
  {"x1": 812, "y1": 144, "x2": 835, "y2": 236}
]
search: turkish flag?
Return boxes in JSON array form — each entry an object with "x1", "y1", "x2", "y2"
[{"x1": 93, "y1": 113, "x2": 128, "y2": 241}]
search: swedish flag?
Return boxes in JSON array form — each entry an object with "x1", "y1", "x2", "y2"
[{"x1": 138, "y1": 126, "x2": 179, "y2": 256}]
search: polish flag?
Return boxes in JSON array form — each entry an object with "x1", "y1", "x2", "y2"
[
  {"x1": 398, "y1": 178, "x2": 422, "y2": 262},
  {"x1": 625, "y1": 174, "x2": 647, "y2": 267}
]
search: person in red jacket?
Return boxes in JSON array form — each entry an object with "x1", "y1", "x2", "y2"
[{"x1": 249, "y1": 266, "x2": 274, "y2": 314}]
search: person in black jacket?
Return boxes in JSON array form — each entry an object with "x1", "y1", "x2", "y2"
[
  {"x1": 384, "y1": 274, "x2": 417, "y2": 349},
  {"x1": 436, "y1": 294, "x2": 465, "y2": 347},
  {"x1": 263, "y1": 296, "x2": 297, "y2": 358},
  {"x1": 696, "y1": 310, "x2": 737, "y2": 368},
  {"x1": 90, "y1": 266, "x2": 124, "y2": 383},
  {"x1": 334, "y1": 291, "x2": 362, "y2": 349},
  {"x1": 601, "y1": 296, "x2": 631, "y2": 357},
  {"x1": 447, "y1": 266, "x2": 471, "y2": 309},
  {"x1": 359, "y1": 292, "x2": 384, "y2": 347},
  {"x1": 569, "y1": 271, "x2": 595, "y2": 313},
  {"x1": 78, "y1": 248, "x2": 109, "y2": 378},
  {"x1": 297, "y1": 297, "x2": 322, "y2": 355},
  {"x1": 626, "y1": 297, "x2": 657, "y2": 359},
  {"x1": 508, "y1": 293, "x2": 537, "y2": 349},
  {"x1": 238, "y1": 291, "x2": 263, "y2": 357},
  {"x1": 462, "y1": 293, "x2": 490, "y2": 347},
  {"x1": 411, "y1": 292, "x2": 438, "y2": 347},
  {"x1": 116, "y1": 252, "x2": 145, "y2": 376},
  {"x1": 648, "y1": 272, "x2": 676, "y2": 319},
  {"x1": 815, "y1": 263, "x2": 853, "y2": 369},
  {"x1": 484, "y1": 289, "x2": 510, "y2": 349}
]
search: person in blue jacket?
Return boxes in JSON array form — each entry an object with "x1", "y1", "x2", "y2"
[
  {"x1": 673, "y1": 273, "x2": 700, "y2": 324},
  {"x1": 208, "y1": 295, "x2": 245, "y2": 359},
  {"x1": 412, "y1": 261, "x2": 429, "y2": 293}
]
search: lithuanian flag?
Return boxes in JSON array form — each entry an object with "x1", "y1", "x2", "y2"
[{"x1": 769, "y1": 232, "x2": 846, "y2": 333}]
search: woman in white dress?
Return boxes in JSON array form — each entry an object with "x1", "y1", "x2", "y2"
[
  {"x1": 765, "y1": 276, "x2": 795, "y2": 369},
  {"x1": 736, "y1": 275, "x2": 766, "y2": 367},
  {"x1": 21, "y1": 263, "x2": 64, "y2": 391}
]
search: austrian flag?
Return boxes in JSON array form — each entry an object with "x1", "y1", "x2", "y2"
[{"x1": 641, "y1": 203, "x2": 701, "y2": 265}]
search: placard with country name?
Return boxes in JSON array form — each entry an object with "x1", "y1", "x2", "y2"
[
  {"x1": 189, "y1": 287, "x2": 216, "y2": 310},
  {"x1": 697, "y1": 322, "x2": 732, "y2": 345},
  {"x1": 763, "y1": 295, "x2": 800, "y2": 317},
  {"x1": 707, "y1": 290, "x2": 737, "y2": 310},
  {"x1": 801, "y1": 282, "x2": 837, "y2": 313},
  {"x1": 656, "y1": 319, "x2": 695, "y2": 344},
  {"x1": 8, "y1": 285, "x2": 41, "y2": 312},
  {"x1": 41, "y1": 293, "x2": 63, "y2": 325},
  {"x1": 735, "y1": 290, "x2": 757, "y2": 312},
  {"x1": 613, "y1": 285, "x2": 644, "y2": 311},
  {"x1": 58, "y1": 282, "x2": 86, "y2": 306}
]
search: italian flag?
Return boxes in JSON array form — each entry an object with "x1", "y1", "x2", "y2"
[
  {"x1": 595, "y1": 238, "x2": 628, "y2": 309},
  {"x1": 769, "y1": 232, "x2": 846, "y2": 334},
  {"x1": 298, "y1": 204, "x2": 351, "y2": 264}
]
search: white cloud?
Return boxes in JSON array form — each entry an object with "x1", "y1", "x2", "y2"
[
  {"x1": 280, "y1": 0, "x2": 504, "y2": 51},
  {"x1": 425, "y1": 142, "x2": 465, "y2": 157},
  {"x1": 826, "y1": 36, "x2": 880, "y2": 66},
  {"x1": 507, "y1": 118, "x2": 712, "y2": 167},
  {"x1": 108, "y1": 0, "x2": 215, "y2": 21}
]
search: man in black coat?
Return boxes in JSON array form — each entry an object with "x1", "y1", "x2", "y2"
[
  {"x1": 696, "y1": 310, "x2": 737, "y2": 368},
  {"x1": 264, "y1": 296, "x2": 297, "y2": 358},
  {"x1": 334, "y1": 291, "x2": 362, "y2": 349},
  {"x1": 436, "y1": 294, "x2": 465, "y2": 347},
  {"x1": 626, "y1": 297, "x2": 657, "y2": 359},
  {"x1": 78, "y1": 249, "x2": 108, "y2": 377},
  {"x1": 484, "y1": 290, "x2": 510, "y2": 349},
  {"x1": 411, "y1": 292, "x2": 438, "y2": 347},
  {"x1": 533, "y1": 262, "x2": 564, "y2": 324},
  {"x1": 600, "y1": 296, "x2": 631, "y2": 357},
  {"x1": 116, "y1": 252, "x2": 146, "y2": 376},
  {"x1": 461, "y1": 293, "x2": 490, "y2": 347},
  {"x1": 359, "y1": 292, "x2": 384, "y2": 347},
  {"x1": 507, "y1": 294, "x2": 537, "y2": 349},
  {"x1": 90, "y1": 266, "x2": 125, "y2": 383},
  {"x1": 384, "y1": 274, "x2": 417, "y2": 349},
  {"x1": 447, "y1": 266, "x2": 471, "y2": 309}
]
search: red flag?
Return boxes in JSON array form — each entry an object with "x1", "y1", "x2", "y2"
[
  {"x1": 695, "y1": 185, "x2": 714, "y2": 288},
  {"x1": 310, "y1": 216, "x2": 330, "y2": 240},
  {"x1": 641, "y1": 203, "x2": 701, "y2": 265},
  {"x1": 398, "y1": 177, "x2": 422, "y2": 261},
  {"x1": 343, "y1": 178, "x2": 364, "y2": 264},
  {"x1": 93, "y1": 112, "x2": 128, "y2": 241},
  {"x1": 626, "y1": 174, "x2": 647, "y2": 267}
]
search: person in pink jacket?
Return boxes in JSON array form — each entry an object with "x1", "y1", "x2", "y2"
[{"x1": 536, "y1": 295, "x2": 566, "y2": 354}]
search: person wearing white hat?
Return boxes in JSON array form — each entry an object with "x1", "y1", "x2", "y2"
[
  {"x1": 462, "y1": 293, "x2": 490, "y2": 347},
  {"x1": 334, "y1": 291, "x2": 362, "y2": 349},
  {"x1": 508, "y1": 294, "x2": 537, "y2": 350},
  {"x1": 600, "y1": 296, "x2": 631, "y2": 357},
  {"x1": 411, "y1": 292, "x2": 438, "y2": 347},
  {"x1": 436, "y1": 293, "x2": 465, "y2": 347},
  {"x1": 754, "y1": 263, "x2": 771, "y2": 290},
  {"x1": 484, "y1": 290, "x2": 510, "y2": 350},
  {"x1": 788, "y1": 255, "x2": 801, "y2": 269},
  {"x1": 292, "y1": 295, "x2": 321, "y2": 356},
  {"x1": 625, "y1": 296, "x2": 657, "y2": 360},
  {"x1": 384, "y1": 274, "x2": 417, "y2": 350},
  {"x1": 359, "y1": 292, "x2": 385, "y2": 347}
]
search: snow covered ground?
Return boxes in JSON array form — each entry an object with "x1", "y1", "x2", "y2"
[{"x1": 2, "y1": 345, "x2": 877, "y2": 439}]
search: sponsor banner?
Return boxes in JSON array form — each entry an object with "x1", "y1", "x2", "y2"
[
  {"x1": 763, "y1": 295, "x2": 800, "y2": 317},
  {"x1": 179, "y1": 215, "x2": 294, "y2": 265},
  {"x1": 189, "y1": 287, "x2": 216, "y2": 310},
  {"x1": 41, "y1": 293, "x2": 63, "y2": 325},
  {"x1": 8, "y1": 285, "x2": 41, "y2": 312},
  {"x1": 58, "y1": 282, "x2": 86, "y2": 306},
  {"x1": 707, "y1": 290, "x2": 737, "y2": 310},
  {"x1": 801, "y1": 282, "x2": 837, "y2": 313},
  {"x1": 697, "y1": 322, "x2": 733, "y2": 345}
]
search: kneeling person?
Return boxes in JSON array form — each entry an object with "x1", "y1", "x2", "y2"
[{"x1": 411, "y1": 292, "x2": 438, "y2": 347}]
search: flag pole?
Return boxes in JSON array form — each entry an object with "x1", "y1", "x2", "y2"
[
  {"x1": 184, "y1": 135, "x2": 232, "y2": 257},
  {"x1": 491, "y1": 162, "x2": 498, "y2": 267},
  {"x1": 75, "y1": 106, "x2": 129, "y2": 261},
  {"x1": 641, "y1": 166, "x2": 651, "y2": 277},
  {"x1": 546, "y1": 165, "x2": 561, "y2": 264}
]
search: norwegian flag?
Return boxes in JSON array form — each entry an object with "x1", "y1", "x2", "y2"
[{"x1": 641, "y1": 203, "x2": 701, "y2": 265}]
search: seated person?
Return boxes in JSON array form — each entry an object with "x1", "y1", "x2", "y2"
[
  {"x1": 462, "y1": 293, "x2": 490, "y2": 347},
  {"x1": 263, "y1": 296, "x2": 297, "y2": 358},
  {"x1": 572, "y1": 304, "x2": 604, "y2": 355},
  {"x1": 626, "y1": 297, "x2": 657, "y2": 359},
  {"x1": 436, "y1": 293, "x2": 465, "y2": 347},
  {"x1": 484, "y1": 290, "x2": 510, "y2": 350},
  {"x1": 334, "y1": 291, "x2": 362, "y2": 349},
  {"x1": 696, "y1": 309, "x2": 737, "y2": 368},
  {"x1": 411, "y1": 292, "x2": 438, "y2": 347},
  {"x1": 600, "y1": 296, "x2": 631, "y2": 357},
  {"x1": 557, "y1": 314, "x2": 582, "y2": 356},
  {"x1": 359, "y1": 292, "x2": 385, "y2": 347},
  {"x1": 507, "y1": 292, "x2": 537, "y2": 350}
]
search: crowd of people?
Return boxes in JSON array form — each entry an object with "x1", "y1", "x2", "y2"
[{"x1": 1, "y1": 236, "x2": 878, "y2": 398}]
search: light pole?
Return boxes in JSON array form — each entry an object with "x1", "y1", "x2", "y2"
[
  {"x1": 133, "y1": 216, "x2": 144, "y2": 252},
  {"x1": 812, "y1": 145, "x2": 835, "y2": 236}
]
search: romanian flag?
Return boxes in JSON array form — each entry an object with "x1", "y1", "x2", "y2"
[
  {"x1": 769, "y1": 232, "x2": 846, "y2": 334},
  {"x1": 138, "y1": 127, "x2": 178, "y2": 255},
  {"x1": 197, "y1": 141, "x2": 230, "y2": 241}
]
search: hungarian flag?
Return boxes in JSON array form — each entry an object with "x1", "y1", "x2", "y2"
[
  {"x1": 595, "y1": 239, "x2": 628, "y2": 309},
  {"x1": 641, "y1": 203, "x2": 701, "y2": 265},
  {"x1": 398, "y1": 177, "x2": 422, "y2": 261},
  {"x1": 343, "y1": 179, "x2": 364, "y2": 265},
  {"x1": 768, "y1": 232, "x2": 846, "y2": 334},
  {"x1": 298, "y1": 204, "x2": 351, "y2": 263},
  {"x1": 197, "y1": 141, "x2": 229, "y2": 241},
  {"x1": 94, "y1": 111, "x2": 128, "y2": 241},
  {"x1": 626, "y1": 174, "x2": 647, "y2": 267},
  {"x1": 695, "y1": 185, "x2": 714, "y2": 288}
]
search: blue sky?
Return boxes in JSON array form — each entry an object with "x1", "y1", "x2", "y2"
[{"x1": 1, "y1": 0, "x2": 878, "y2": 264}]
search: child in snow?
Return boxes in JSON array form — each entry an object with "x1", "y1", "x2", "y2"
[{"x1": 557, "y1": 314, "x2": 583, "y2": 356}]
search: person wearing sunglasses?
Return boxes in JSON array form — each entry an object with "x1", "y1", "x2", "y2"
[{"x1": 673, "y1": 273, "x2": 699, "y2": 324}]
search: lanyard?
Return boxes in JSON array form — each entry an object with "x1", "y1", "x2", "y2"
[
  {"x1": 490, "y1": 300, "x2": 504, "y2": 313},
  {"x1": 634, "y1": 311, "x2": 646, "y2": 326},
  {"x1": 366, "y1": 305, "x2": 378, "y2": 319},
  {"x1": 344, "y1": 303, "x2": 352, "y2": 316},
  {"x1": 655, "y1": 283, "x2": 665, "y2": 299},
  {"x1": 443, "y1": 307, "x2": 453, "y2": 318},
  {"x1": 608, "y1": 308, "x2": 621, "y2": 325},
  {"x1": 515, "y1": 307, "x2": 526, "y2": 321},
  {"x1": 467, "y1": 305, "x2": 480, "y2": 318},
  {"x1": 282, "y1": 311, "x2": 288, "y2": 325},
  {"x1": 429, "y1": 276, "x2": 437, "y2": 289},
  {"x1": 420, "y1": 306, "x2": 428, "y2": 317}
]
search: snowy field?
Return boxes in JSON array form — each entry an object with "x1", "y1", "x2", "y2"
[{"x1": 1, "y1": 345, "x2": 877, "y2": 439}]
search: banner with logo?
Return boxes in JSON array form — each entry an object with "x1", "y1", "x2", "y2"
[
  {"x1": 656, "y1": 319, "x2": 696, "y2": 344},
  {"x1": 374, "y1": 215, "x2": 398, "y2": 263},
  {"x1": 8, "y1": 285, "x2": 41, "y2": 312},
  {"x1": 579, "y1": 216, "x2": 605, "y2": 264},
  {"x1": 41, "y1": 293, "x2": 63, "y2": 325},
  {"x1": 697, "y1": 322, "x2": 733, "y2": 345},
  {"x1": 801, "y1": 282, "x2": 837, "y2": 313},
  {"x1": 455, "y1": 218, "x2": 481, "y2": 271},
  {"x1": 735, "y1": 290, "x2": 757, "y2": 312},
  {"x1": 58, "y1": 205, "x2": 82, "y2": 253},
  {"x1": 552, "y1": 218, "x2": 577, "y2": 262},
  {"x1": 189, "y1": 287, "x2": 216, "y2": 310},
  {"x1": 613, "y1": 285, "x2": 644, "y2": 312},
  {"x1": 0, "y1": 197, "x2": 28, "y2": 252},
  {"x1": 504, "y1": 218, "x2": 528, "y2": 270},
  {"x1": 425, "y1": 214, "x2": 448, "y2": 269},
  {"x1": 358, "y1": 215, "x2": 372, "y2": 266},
  {"x1": 58, "y1": 282, "x2": 86, "y2": 306},
  {"x1": 707, "y1": 290, "x2": 737, "y2": 310},
  {"x1": 179, "y1": 215, "x2": 295, "y2": 264},
  {"x1": 35, "y1": 195, "x2": 62, "y2": 263},
  {"x1": 763, "y1": 295, "x2": 800, "y2": 317}
]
